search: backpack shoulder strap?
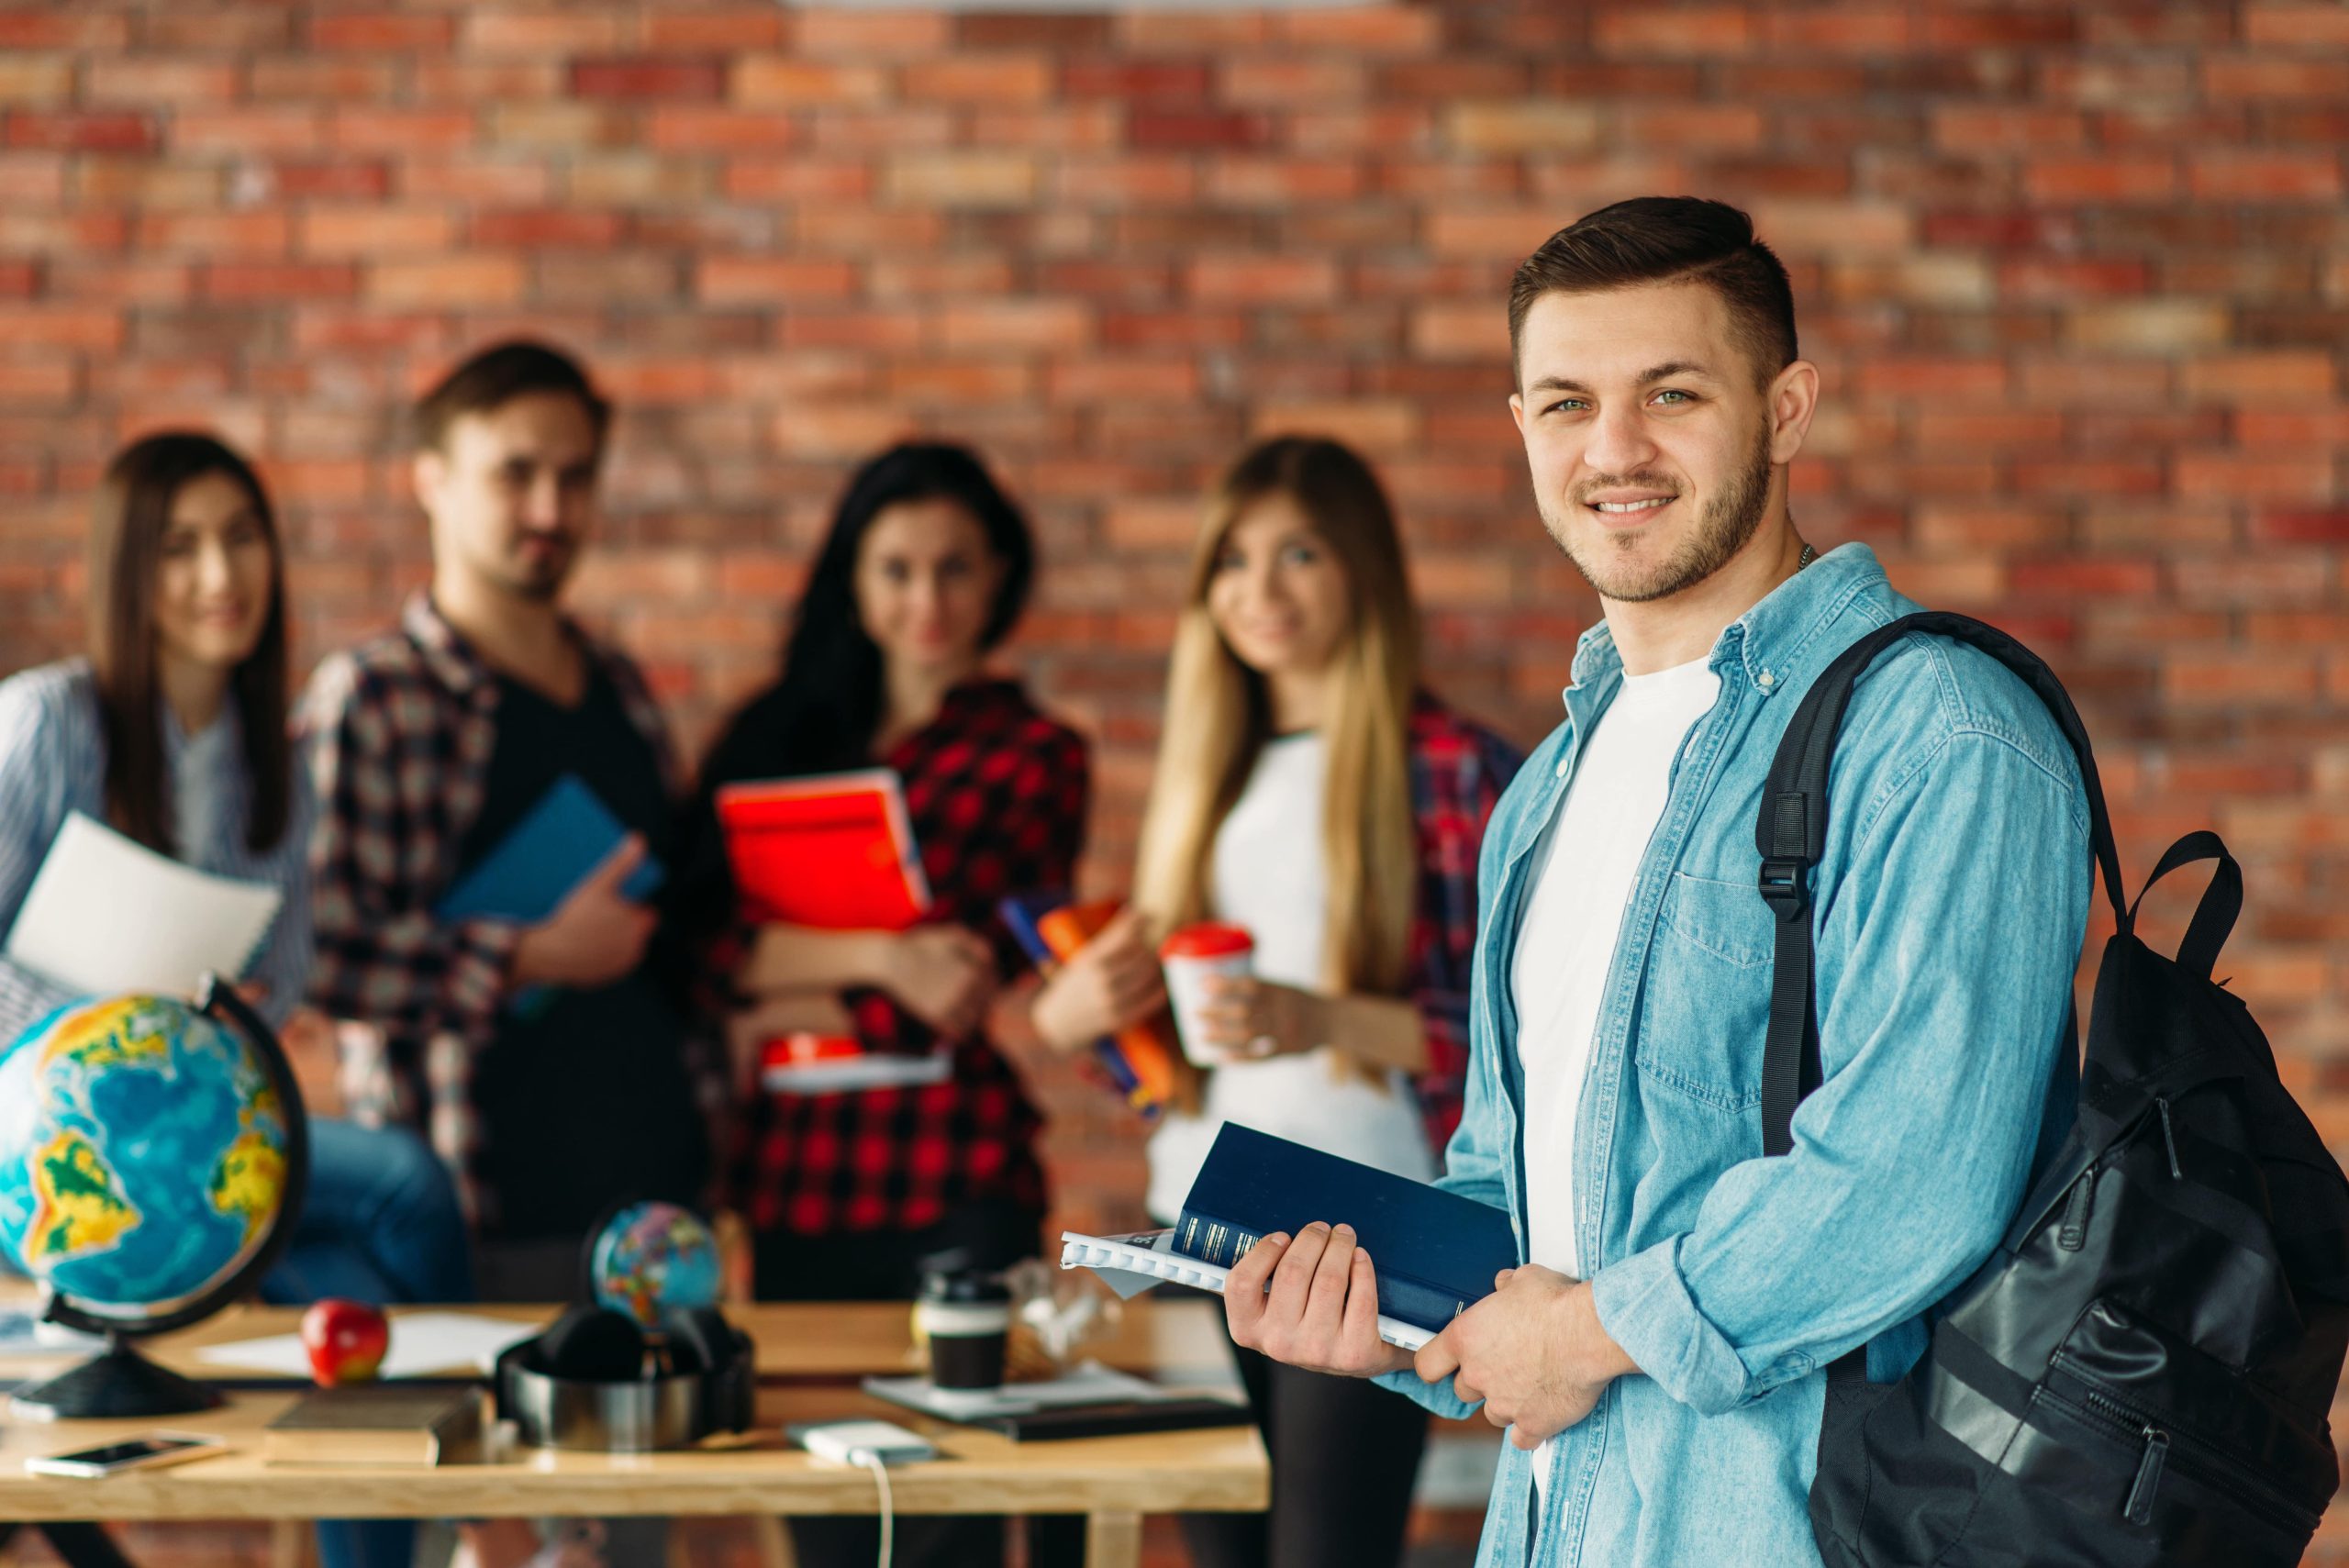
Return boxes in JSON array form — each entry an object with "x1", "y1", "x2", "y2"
[{"x1": 1755, "y1": 611, "x2": 2127, "y2": 1161}]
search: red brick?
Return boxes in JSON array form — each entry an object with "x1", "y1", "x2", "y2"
[
  {"x1": 7, "y1": 113, "x2": 157, "y2": 152},
  {"x1": 1220, "y1": 59, "x2": 1368, "y2": 106},
  {"x1": 641, "y1": 106, "x2": 796, "y2": 152},
  {"x1": 401, "y1": 157, "x2": 551, "y2": 206},
  {"x1": 1998, "y1": 259, "x2": 2150, "y2": 303},
  {"x1": 1063, "y1": 61, "x2": 1211, "y2": 101},
  {"x1": 0, "y1": 361, "x2": 78, "y2": 405},
  {"x1": 937, "y1": 300, "x2": 1093, "y2": 353},
  {"x1": 731, "y1": 57, "x2": 891, "y2": 106},
  {"x1": 1762, "y1": 8, "x2": 1913, "y2": 51},
  {"x1": 1204, "y1": 157, "x2": 1362, "y2": 206},
  {"x1": 328, "y1": 108, "x2": 476, "y2": 153},
  {"x1": 2203, "y1": 57, "x2": 2349, "y2": 100},
  {"x1": 887, "y1": 360, "x2": 1036, "y2": 404},
  {"x1": 572, "y1": 58, "x2": 725, "y2": 101},
  {"x1": 1444, "y1": 101, "x2": 1602, "y2": 153},
  {"x1": 365, "y1": 256, "x2": 527, "y2": 308},
  {"x1": 0, "y1": 306, "x2": 123, "y2": 349},
  {"x1": 1044, "y1": 358, "x2": 1199, "y2": 403},
  {"x1": 2188, "y1": 152, "x2": 2344, "y2": 202},
  {"x1": 298, "y1": 206, "x2": 453, "y2": 258},
  {"x1": 1277, "y1": 6, "x2": 1442, "y2": 52},
  {"x1": 309, "y1": 13, "x2": 454, "y2": 50},
  {"x1": 1925, "y1": 8, "x2": 2077, "y2": 46},
  {"x1": 2174, "y1": 452, "x2": 2335, "y2": 501},
  {"x1": 462, "y1": 13, "x2": 628, "y2": 56},
  {"x1": 85, "y1": 60, "x2": 237, "y2": 106},
  {"x1": 0, "y1": 55, "x2": 74, "y2": 104},
  {"x1": 794, "y1": 10, "x2": 950, "y2": 57},
  {"x1": 1130, "y1": 111, "x2": 1272, "y2": 150},
  {"x1": 885, "y1": 151, "x2": 1039, "y2": 208},
  {"x1": 44, "y1": 259, "x2": 186, "y2": 305},
  {"x1": 696, "y1": 257, "x2": 858, "y2": 304},
  {"x1": 1620, "y1": 105, "x2": 1765, "y2": 151},
  {"x1": 2245, "y1": 4, "x2": 2349, "y2": 45},
  {"x1": 2182, "y1": 351, "x2": 2337, "y2": 402},
  {"x1": 0, "y1": 14, "x2": 128, "y2": 48},
  {"x1": 771, "y1": 401, "x2": 918, "y2": 459},
  {"x1": 137, "y1": 212, "x2": 289, "y2": 257},
  {"x1": 205, "y1": 263, "x2": 360, "y2": 302},
  {"x1": 1594, "y1": 8, "x2": 1752, "y2": 55},
  {"x1": 1185, "y1": 255, "x2": 1339, "y2": 306},
  {"x1": 468, "y1": 209, "x2": 625, "y2": 249},
  {"x1": 2254, "y1": 510, "x2": 2349, "y2": 545},
  {"x1": 904, "y1": 56, "x2": 1053, "y2": 106},
  {"x1": 646, "y1": 9, "x2": 787, "y2": 50},
  {"x1": 2064, "y1": 302, "x2": 2230, "y2": 352},
  {"x1": 0, "y1": 259, "x2": 35, "y2": 296},
  {"x1": 1250, "y1": 399, "x2": 1419, "y2": 449},
  {"x1": 1057, "y1": 156, "x2": 1197, "y2": 207},
  {"x1": 2022, "y1": 157, "x2": 2177, "y2": 203},
  {"x1": 2236, "y1": 411, "x2": 2349, "y2": 447},
  {"x1": 1929, "y1": 106, "x2": 2088, "y2": 152}
]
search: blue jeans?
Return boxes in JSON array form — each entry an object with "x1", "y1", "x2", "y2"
[
  {"x1": 262, "y1": 1118, "x2": 475, "y2": 1307},
  {"x1": 263, "y1": 1118, "x2": 475, "y2": 1568}
]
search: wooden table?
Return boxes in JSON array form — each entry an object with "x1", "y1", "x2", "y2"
[{"x1": 0, "y1": 1298, "x2": 1268, "y2": 1568}]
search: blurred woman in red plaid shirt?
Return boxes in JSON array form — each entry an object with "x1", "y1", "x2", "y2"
[
  {"x1": 666, "y1": 441, "x2": 1087, "y2": 1568},
  {"x1": 1027, "y1": 435, "x2": 1523, "y2": 1568}
]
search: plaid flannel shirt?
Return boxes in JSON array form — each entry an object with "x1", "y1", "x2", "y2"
[
  {"x1": 1402, "y1": 694, "x2": 1524, "y2": 1153},
  {"x1": 298, "y1": 594, "x2": 727, "y2": 1226},
  {"x1": 699, "y1": 678, "x2": 1089, "y2": 1237}
]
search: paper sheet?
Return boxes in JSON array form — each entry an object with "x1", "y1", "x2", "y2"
[
  {"x1": 3, "y1": 812, "x2": 283, "y2": 998},
  {"x1": 193, "y1": 1312, "x2": 542, "y2": 1379}
]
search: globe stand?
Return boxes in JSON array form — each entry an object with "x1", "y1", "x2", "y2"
[{"x1": 8, "y1": 1334, "x2": 223, "y2": 1420}]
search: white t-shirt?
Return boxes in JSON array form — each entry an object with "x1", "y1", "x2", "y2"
[
  {"x1": 1145, "y1": 731, "x2": 1437, "y2": 1222},
  {"x1": 1513, "y1": 653, "x2": 1719, "y2": 1493}
]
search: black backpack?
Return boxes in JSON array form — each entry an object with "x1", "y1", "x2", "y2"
[{"x1": 1752, "y1": 611, "x2": 2349, "y2": 1567}]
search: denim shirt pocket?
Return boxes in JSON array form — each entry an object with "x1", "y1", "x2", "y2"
[{"x1": 1638, "y1": 871, "x2": 1776, "y2": 1113}]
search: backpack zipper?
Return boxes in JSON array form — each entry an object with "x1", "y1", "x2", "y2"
[
  {"x1": 2045, "y1": 1359, "x2": 2321, "y2": 1531},
  {"x1": 2055, "y1": 1169, "x2": 2094, "y2": 1251},
  {"x1": 2154, "y1": 1095, "x2": 2183, "y2": 1179}
]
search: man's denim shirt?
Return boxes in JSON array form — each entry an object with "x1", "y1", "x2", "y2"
[{"x1": 1378, "y1": 544, "x2": 2091, "y2": 1566}]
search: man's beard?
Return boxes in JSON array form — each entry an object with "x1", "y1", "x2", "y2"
[{"x1": 1545, "y1": 419, "x2": 1776, "y2": 605}]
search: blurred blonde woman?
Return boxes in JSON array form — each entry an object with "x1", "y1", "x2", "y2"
[{"x1": 1030, "y1": 435, "x2": 1522, "y2": 1568}]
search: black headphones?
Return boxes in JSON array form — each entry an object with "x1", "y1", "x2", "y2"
[{"x1": 534, "y1": 1302, "x2": 748, "y2": 1384}]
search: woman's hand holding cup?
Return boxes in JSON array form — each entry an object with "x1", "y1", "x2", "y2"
[{"x1": 1196, "y1": 974, "x2": 1328, "y2": 1061}]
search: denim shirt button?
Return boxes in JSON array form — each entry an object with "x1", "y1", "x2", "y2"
[{"x1": 1757, "y1": 669, "x2": 1775, "y2": 689}]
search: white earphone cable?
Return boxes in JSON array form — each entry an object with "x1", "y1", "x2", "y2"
[{"x1": 853, "y1": 1448, "x2": 893, "y2": 1568}]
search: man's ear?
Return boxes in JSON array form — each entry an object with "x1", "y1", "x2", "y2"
[
  {"x1": 410, "y1": 448, "x2": 444, "y2": 513},
  {"x1": 1508, "y1": 391, "x2": 1528, "y2": 439},
  {"x1": 1766, "y1": 360, "x2": 1820, "y2": 466}
]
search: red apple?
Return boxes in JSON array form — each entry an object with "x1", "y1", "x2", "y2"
[{"x1": 300, "y1": 1298, "x2": 389, "y2": 1386}]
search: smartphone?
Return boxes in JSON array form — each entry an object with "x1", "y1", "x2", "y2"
[
  {"x1": 790, "y1": 1418, "x2": 938, "y2": 1467},
  {"x1": 25, "y1": 1432, "x2": 226, "y2": 1478}
]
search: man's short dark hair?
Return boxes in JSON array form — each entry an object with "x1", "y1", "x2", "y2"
[
  {"x1": 1508, "y1": 197, "x2": 1798, "y2": 389},
  {"x1": 412, "y1": 339, "x2": 612, "y2": 453}
]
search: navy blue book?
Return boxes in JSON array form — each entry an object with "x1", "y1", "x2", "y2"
[
  {"x1": 1174, "y1": 1123, "x2": 1518, "y2": 1336},
  {"x1": 436, "y1": 773, "x2": 663, "y2": 923}
]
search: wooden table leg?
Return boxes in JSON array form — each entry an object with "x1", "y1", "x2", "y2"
[{"x1": 1083, "y1": 1511, "x2": 1141, "y2": 1568}]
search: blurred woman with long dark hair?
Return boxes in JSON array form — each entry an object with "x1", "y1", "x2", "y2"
[
  {"x1": 0, "y1": 431, "x2": 471, "y2": 1568},
  {"x1": 669, "y1": 441, "x2": 1088, "y2": 1567}
]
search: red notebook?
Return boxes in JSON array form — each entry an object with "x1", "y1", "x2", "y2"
[{"x1": 716, "y1": 769, "x2": 931, "y2": 931}]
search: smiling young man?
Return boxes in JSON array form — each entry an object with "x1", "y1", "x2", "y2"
[{"x1": 1222, "y1": 197, "x2": 2093, "y2": 1565}]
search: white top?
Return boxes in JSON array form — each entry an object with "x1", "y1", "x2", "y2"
[
  {"x1": 1512, "y1": 653, "x2": 1719, "y2": 1496},
  {"x1": 1145, "y1": 731, "x2": 1437, "y2": 1223}
]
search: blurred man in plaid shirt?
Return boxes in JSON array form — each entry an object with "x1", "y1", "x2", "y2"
[{"x1": 299, "y1": 340, "x2": 724, "y2": 1305}]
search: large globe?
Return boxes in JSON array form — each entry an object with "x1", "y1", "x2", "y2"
[
  {"x1": 0, "y1": 993, "x2": 293, "y2": 1323},
  {"x1": 589, "y1": 1201, "x2": 721, "y2": 1328}
]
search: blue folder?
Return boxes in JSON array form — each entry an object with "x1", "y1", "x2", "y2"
[{"x1": 437, "y1": 773, "x2": 665, "y2": 923}]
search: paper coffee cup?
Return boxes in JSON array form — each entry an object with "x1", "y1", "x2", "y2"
[
  {"x1": 916, "y1": 1270, "x2": 1013, "y2": 1391},
  {"x1": 1159, "y1": 923, "x2": 1255, "y2": 1067}
]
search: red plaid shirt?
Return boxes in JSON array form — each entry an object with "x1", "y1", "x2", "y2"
[
  {"x1": 298, "y1": 594, "x2": 728, "y2": 1225},
  {"x1": 1403, "y1": 694, "x2": 1524, "y2": 1153},
  {"x1": 712, "y1": 678, "x2": 1090, "y2": 1236}
]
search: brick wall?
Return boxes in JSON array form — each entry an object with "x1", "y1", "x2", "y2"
[{"x1": 1, "y1": 0, "x2": 2344, "y2": 1542}]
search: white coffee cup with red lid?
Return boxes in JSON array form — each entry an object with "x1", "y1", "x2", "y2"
[{"x1": 1159, "y1": 922, "x2": 1256, "y2": 1067}]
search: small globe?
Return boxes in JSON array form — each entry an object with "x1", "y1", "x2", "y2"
[
  {"x1": 588, "y1": 1201, "x2": 721, "y2": 1328},
  {"x1": 0, "y1": 994, "x2": 294, "y2": 1324}
]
